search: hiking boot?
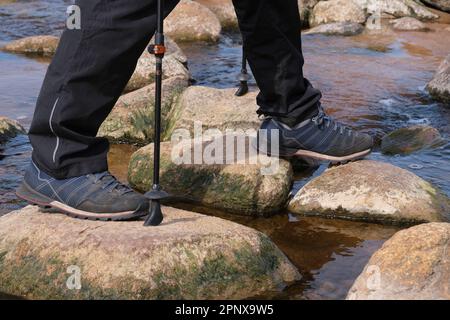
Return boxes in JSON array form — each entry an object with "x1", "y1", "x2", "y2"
[
  {"x1": 16, "y1": 162, "x2": 149, "y2": 221},
  {"x1": 256, "y1": 105, "x2": 373, "y2": 163}
]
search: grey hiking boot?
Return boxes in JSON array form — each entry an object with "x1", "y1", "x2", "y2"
[
  {"x1": 16, "y1": 161, "x2": 149, "y2": 221},
  {"x1": 256, "y1": 105, "x2": 373, "y2": 163}
]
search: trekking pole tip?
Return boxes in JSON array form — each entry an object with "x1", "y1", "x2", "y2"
[{"x1": 143, "y1": 200, "x2": 164, "y2": 226}]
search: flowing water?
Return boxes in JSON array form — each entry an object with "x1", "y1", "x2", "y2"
[{"x1": 0, "y1": 0, "x2": 449, "y2": 300}]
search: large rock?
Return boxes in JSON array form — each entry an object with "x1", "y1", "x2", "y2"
[
  {"x1": 309, "y1": 0, "x2": 368, "y2": 27},
  {"x1": 0, "y1": 117, "x2": 25, "y2": 144},
  {"x1": 196, "y1": 0, "x2": 238, "y2": 29},
  {"x1": 427, "y1": 54, "x2": 450, "y2": 103},
  {"x1": 0, "y1": 206, "x2": 300, "y2": 299},
  {"x1": 381, "y1": 125, "x2": 443, "y2": 155},
  {"x1": 304, "y1": 22, "x2": 364, "y2": 36},
  {"x1": 128, "y1": 135, "x2": 293, "y2": 216},
  {"x1": 347, "y1": 222, "x2": 450, "y2": 300},
  {"x1": 389, "y1": 17, "x2": 429, "y2": 31},
  {"x1": 353, "y1": 0, "x2": 439, "y2": 21},
  {"x1": 125, "y1": 37, "x2": 189, "y2": 93},
  {"x1": 421, "y1": 0, "x2": 450, "y2": 13},
  {"x1": 99, "y1": 77, "x2": 188, "y2": 145},
  {"x1": 1, "y1": 35, "x2": 59, "y2": 56},
  {"x1": 164, "y1": 86, "x2": 260, "y2": 140},
  {"x1": 165, "y1": 0, "x2": 222, "y2": 42},
  {"x1": 288, "y1": 160, "x2": 450, "y2": 225}
]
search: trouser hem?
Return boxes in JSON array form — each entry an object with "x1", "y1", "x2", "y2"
[{"x1": 31, "y1": 153, "x2": 108, "y2": 180}]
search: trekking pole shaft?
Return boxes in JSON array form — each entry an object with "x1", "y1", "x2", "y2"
[
  {"x1": 153, "y1": 59, "x2": 162, "y2": 187},
  {"x1": 153, "y1": 0, "x2": 165, "y2": 188}
]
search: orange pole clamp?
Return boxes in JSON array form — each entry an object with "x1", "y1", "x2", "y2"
[{"x1": 152, "y1": 44, "x2": 166, "y2": 55}]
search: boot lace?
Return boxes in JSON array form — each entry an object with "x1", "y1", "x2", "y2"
[
  {"x1": 312, "y1": 105, "x2": 353, "y2": 136},
  {"x1": 93, "y1": 172, "x2": 134, "y2": 195}
]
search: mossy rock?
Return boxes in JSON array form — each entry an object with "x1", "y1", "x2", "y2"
[
  {"x1": 98, "y1": 77, "x2": 188, "y2": 145},
  {"x1": 381, "y1": 125, "x2": 443, "y2": 155},
  {"x1": 128, "y1": 135, "x2": 293, "y2": 216},
  {"x1": 0, "y1": 206, "x2": 300, "y2": 299}
]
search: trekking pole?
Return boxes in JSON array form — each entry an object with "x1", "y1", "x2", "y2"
[
  {"x1": 144, "y1": 0, "x2": 168, "y2": 226},
  {"x1": 235, "y1": 46, "x2": 249, "y2": 97}
]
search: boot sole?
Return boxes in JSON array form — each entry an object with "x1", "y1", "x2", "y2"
[
  {"x1": 290, "y1": 148, "x2": 372, "y2": 163},
  {"x1": 16, "y1": 182, "x2": 148, "y2": 222},
  {"x1": 253, "y1": 138, "x2": 372, "y2": 164}
]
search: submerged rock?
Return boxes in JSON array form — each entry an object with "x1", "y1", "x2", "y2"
[
  {"x1": 99, "y1": 77, "x2": 188, "y2": 145},
  {"x1": 0, "y1": 206, "x2": 300, "y2": 299},
  {"x1": 347, "y1": 222, "x2": 450, "y2": 300},
  {"x1": 0, "y1": 117, "x2": 25, "y2": 144},
  {"x1": 1, "y1": 35, "x2": 59, "y2": 56},
  {"x1": 389, "y1": 17, "x2": 429, "y2": 31},
  {"x1": 381, "y1": 125, "x2": 443, "y2": 155},
  {"x1": 310, "y1": 0, "x2": 367, "y2": 27},
  {"x1": 196, "y1": 0, "x2": 238, "y2": 29},
  {"x1": 288, "y1": 160, "x2": 450, "y2": 225},
  {"x1": 128, "y1": 135, "x2": 293, "y2": 216},
  {"x1": 304, "y1": 22, "x2": 364, "y2": 36},
  {"x1": 164, "y1": 86, "x2": 260, "y2": 140},
  {"x1": 427, "y1": 54, "x2": 450, "y2": 103},
  {"x1": 165, "y1": 0, "x2": 222, "y2": 42}
]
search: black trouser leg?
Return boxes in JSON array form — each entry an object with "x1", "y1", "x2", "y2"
[
  {"x1": 232, "y1": 0, "x2": 321, "y2": 120},
  {"x1": 28, "y1": 0, "x2": 180, "y2": 179}
]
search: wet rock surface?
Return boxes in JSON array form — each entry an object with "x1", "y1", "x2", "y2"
[
  {"x1": 381, "y1": 125, "x2": 443, "y2": 155},
  {"x1": 347, "y1": 222, "x2": 450, "y2": 300},
  {"x1": 0, "y1": 205, "x2": 300, "y2": 299},
  {"x1": 288, "y1": 160, "x2": 450, "y2": 225}
]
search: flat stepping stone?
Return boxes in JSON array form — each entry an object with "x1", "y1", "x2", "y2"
[{"x1": 0, "y1": 205, "x2": 300, "y2": 299}]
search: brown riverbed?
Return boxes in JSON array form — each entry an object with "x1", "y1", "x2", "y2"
[{"x1": 0, "y1": 1, "x2": 449, "y2": 300}]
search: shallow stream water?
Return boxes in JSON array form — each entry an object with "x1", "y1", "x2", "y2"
[{"x1": 0, "y1": 0, "x2": 449, "y2": 300}]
